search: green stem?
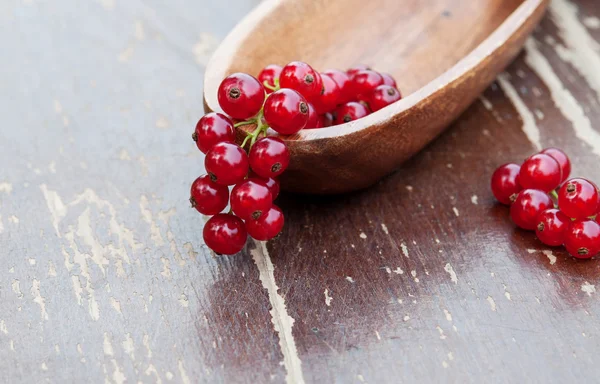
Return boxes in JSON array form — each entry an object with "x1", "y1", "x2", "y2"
[
  {"x1": 263, "y1": 81, "x2": 277, "y2": 91},
  {"x1": 550, "y1": 190, "x2": 559, "y2": 200},
  {"x1": 240, "y1": 110, "x2": 268, "y2": 149},
  {"x1": 234, "y1": 119, "x2": 256, "y2": 128}
]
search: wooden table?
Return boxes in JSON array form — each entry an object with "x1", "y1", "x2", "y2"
[{"x1": 2, "y1": 0, "x2": 600, "y2": 382}]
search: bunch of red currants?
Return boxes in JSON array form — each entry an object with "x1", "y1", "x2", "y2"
[
  {"x1": 491, "y1": 148, "x2": 600, "y2": 258},
  {"x1": 191, "y1": 61, "x2": 400, "y2": 255}
]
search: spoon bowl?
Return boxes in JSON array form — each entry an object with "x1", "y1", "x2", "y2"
[{"x1": 204, "y1": 0, "x2": 548, "y2": 194}]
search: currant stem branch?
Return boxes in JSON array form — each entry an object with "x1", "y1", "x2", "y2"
[{"x1": 240, "y1": 110, "x2": 268, "y2": 149}]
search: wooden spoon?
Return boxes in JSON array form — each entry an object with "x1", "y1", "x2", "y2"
[{"x1": 204, "y1": 0, "x2": 549, "y2": 194}]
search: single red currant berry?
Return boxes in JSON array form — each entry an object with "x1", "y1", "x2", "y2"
[
  {"x1": 557, "y1": 178, "x2": 599, "y2": 219},
  {"x1": 258, "y1": 64, "x2": 282, "y2": 93},
  {"x1": 510, "y1": 189, "x2": 553, "y2": 230},
  {"x1": 305, "y1": 102, "x2": 320, "y2": 129},
  {"x1": 203, "y1": 214, "x2": 247, "y2": 255},
  {"x1": 351, "y1": 69, "x2": 384, "y2": 97},
  {"x1": 249, "y1": 176, "x2": 280, "y2": 200},
  {"x1": 540, "y1": 148, "x2": 570, "y2": 183},
  {"x1": 312, "y1": 73, "x2": 341, "y2": 114},
  {"x1": 564, "y1": 219, "x2": 600, "y2": 258},
  {"x1": 323, "y1": 69, "x2": 352, "y2": 104},
  {"x1": 245, "y1": 205, "x2": 285, "y2": 241},
  {"x1": 535, "y1": 208, "x2": 570, "y2": 246},
  {"x1": 518, "y1": 153, "x2": 561, "y2": 192},
  {"x1": 367, "y1": 85, "x2": 402, "y2": 112},
  {"x1": 249, "y1": 137, "x2": 290, "y2": 178},
  {"x1": 263, "y1": 89, "x2": 309, "y2": 134},
  {"x1": 189, "y1": 175, "x2": 229, "y2": 215},
  {"x1": 346, "y1": 64, "x2": 370, "y2": 76},
  {"x1": 380, "y1": 72, "x2": 397, "y2": 88},
  {"x1": 279, "y1": 61, "x2": 323, "y2": 103},
  {"x1": 192, "y1": 113, "x2": 234, "y2": 154},
  {"x1": 205, "y1": 142, "x2": 249, "y2": 186},
  {"x1": 230, "y1": 180, "x2": 273, "y2": 220},
  {"x1": 333, "y1": 102, "x2": 369, "y2": 124},
  {"x1": 491, "y1": 163, "x2": 522, "y2": 205},
  {"x1": 217, "y1": 73, "x2": 265, "y2": 120},
  {"x1": 320, "y1": 113, "x2": 333, "y2": 127}
]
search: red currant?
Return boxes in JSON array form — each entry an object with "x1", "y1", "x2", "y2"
[
  {"x1": 248, "y1": 137, "x2": 290, "y2": 178},
  {"x1": 564, "y1": 219, "x2": 600, "y2": 258},
  {"x1": 535, "y1": 208, "x2": 570, "y2": 246},
  {"x1": 217, "y1": 73, "x2": 265, "y2": 120},
  {"x1": 245, "y1": 205, "x2": 285, "y2": 241},
  {"x1": 205, "y1": 142, "x2": 249, "y2": 186},
  {"x1": 323, "y1": 69, "x2": 351, "y2": 104},
  {"x1": 346, "y1": 64, "x2": 370, "y2": 76},
  {"x1": 231, "y1": 180, "x2": 273, "y2": 220},
  {"x1": 351, "y1": 69, "x2": 384, "y2": 97},
  {"x1": 203, "y1": 214, "x2": 247, "y2": 255},
  {"x1": 258, "y1": 64, "x2": 282, "y2": 93},
  {"x1": 192, "y1": 113, "x2": 234, "y2": 154},
  {"x1": 367, "y1": 85, "x2": 402, "y2": 112},
  {"x1": 263, "y1": 89, "x2": 309, "y2": 134},
  {"x1": 491, "y1": 163, "x2": 522, "y2": 205},
  {"x1": 510, "y1": 189, "x2": 553, "y2": 230},
  {"x1": 518, "y1": 153, "x2": 561, "y2": 192},
  {"x1": 249, "y1": 175, "x2": 279, "y2": 200},
  {"x1": 540, "y1": 148, "x2": 571, "y2": 183},
  {"x1": 305, "y1": 102, "x2": 320, "y2": 129},
  {"x1": 558, "y1": 178, "x2": 599, "y2": 219},
  {"x1": 279, "y1": 61, "x2": 323, "y2": 103},
  {"x1": 189, "y1": 175, "x2": 229, "y2": 215},
  {"x1": 333, "y1": 102, "x2": 369, "y2": 124},
  {"x1": 312, "y1": 73, "x2": 341, "y2": 114},
  {"x1": 320, "y1": 113, "x2": 333, "y2": 127},
  {"x1": 380, "y1": 72, "x2": 397, "y2": 88}
]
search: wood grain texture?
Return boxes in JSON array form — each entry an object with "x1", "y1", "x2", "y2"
[
  {"x1": 2, "y1": 0, "x2": 600, "y2": 383},
  {"x1": 204, "y1": 0, "x2": 549, "y2": 194}
]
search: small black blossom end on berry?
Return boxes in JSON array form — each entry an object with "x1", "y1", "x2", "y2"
[
  {"x1": 578, "y1": 247, "x2": 589, "y2": 256},
  {"x1": 252, "y1": 210, "x2": 262, "y2": 220},
  {"x1": 271, "y1": 162, "x2": 282, "y2": 174},
  {"x1": 192, "y1": 132, "x2": 198, "y2": 142},
  {"x1": 209, "y1": 173, "x2": 218, "y2": 183},
  {"x1": 304, "y1": 74, "x2": 314, "y2": 85},
  {"x1": 229, "y1": 87, "x2": 241, "y2": 100},
  {"x1": 299, "y1": 102, "x2": 308, "y2": 114},
  {"x1": 189, "y1": 196, "x2": 196, "y2": 208},
  {"x1": 537, "y1": 222, "x2": 545, "y2": 232}
]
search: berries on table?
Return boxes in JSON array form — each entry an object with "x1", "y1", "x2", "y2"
[
  {"x1": 249, "y1": 175, "x2": 280, "y2": 200},
  {"x1": 263, "y1": 89, "x2": 309, "y2": 134},
  {"x1": 564, "y1": 219, "x2": 600, "y2": 259},
  {"x1": 217, "y1": 73, "x2": 265, "y2": 120},
  {"x1": 312, "y1": 73, "x2": 341, "y2": 114},
  {"x1": 245, "y1": 205, "x2": 285, "y2": 241},
  {"x1": 258, "y1": 64, "x2": 283, "y2": 93},
  {"x1": 491, "y1": 163, "x2": 522, "y2": 205},
  {"x1": 510, "y1": 189, "x2": 553, "y2": 230},
  {"x1": 279, "y1": 61, "x2": 323, "y2": 103},
  {"x1": 333, "y1": 102, "x2": 370, "y2": 124},
  {"x1": 205, "y1": 142, "x2": 249, "y2": 186},
  {"x1": 541, "y1": 147, "x2": 571, "y2": 183},
  {"x1": 323, "y1": 69, "x2": 352, "y2": 104},
  {"x1": 230, "y1": 179, "x2": 273, "y2": 220},
  {"x1": 248, "y1": 137, "x2": 290, "y2": 178},
  {"x1": 350, "y1": 69, "x2": 384, "y2": 98},
  {"x1": 518, "y1": 153, "x2": 562, "y2": 192},
  {"x1": 193, "y1": 113, "x2": 235, "y2": 154},
  {"x1": 535, "y1": 208, "x2": 570, "y2": 247},
  {"x1": 189, "y1": 175, "x2": 229, "y2": 215},
  {"x1": 368, "y1": 85, "x2": 402, "y2": 112},
  {"x1": 203, "y1": 214, "x2": 248, "y2": 255},
  {"x1": 558, "y1": 178, "x2": 599, "y2": 220}
]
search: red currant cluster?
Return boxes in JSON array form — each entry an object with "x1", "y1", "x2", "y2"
[
  {"x1": 491, "y1": 148, "x2": 600, "y2": 258},
  {"x1": 191, "y1": 61, "x2": 400, "y2": 255}
]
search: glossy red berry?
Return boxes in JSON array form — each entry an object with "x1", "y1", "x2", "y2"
[
  {"x1": 192, "y1": 113, "x2": 234, "y2": 154},
  {"x1": 518, "y1": 153, "x2": 561, "y2": 192},
  {"x1": 205, "y1": 142, "x2": 249, "y2": 186},
  {"x1": 540, "y1": 148, "x2": 570, "y2": 183},
  {"x1": 320, "y1": 113, "x2": 333, "y2": 127},
  {"x1": 231, "y1": 180, "x2": 273, "y2": 220},
  {"x1": 245, "y1": 205, "x2": 285, "y2": 241},
  {"x1": 491, "y1": 163, "x2": 522, "y2": 205},
  {"x1": 558, "y1": 178, "x2": 599, "y2": 219},
  {"x1": 263, "y1": 89, "x2": 309, "y2": 134},
  {"x1": 312, "y1": 73, "x2": 341, "y2": 114},
  {"x1": 217, "y1": 73, "x2": 265, "y2": 120},
  {"x1": 564, "y1": 219, "x2": 600, "y2": 258},
  {"x1": 535, "y1": 208, "x2": 570, "y2": 246},
  {"x1": 248, "y1": 137, "x2": 290, "y2": 178},
  {"x1": 368, "y1": 85, "x2": 402, "y2": 112},
  {"x1": 351, "y1": 69, "x2": 384, "y2": 97},
  {"x1": 380, "y1": 73, "x2": 397, "y2": 88},
  {"x1": 333, "y1": 102, "x2": 369, "y2": 124},
  {"x1": 279, "y1": 61, "x2": 323, "y2": 103},
  {"x1": 203, "y1": 214, "x2": 247, "y2": 255},
  {"x1": 510, "y1": 189, "x2": 553, "y2": 230},
  {"x1": 323, "y1": 69, "x2": 352, "y2": 104},
  {"x1": 258, "y1": 64, "x2": 282, "y2": 93},
  {"x1": 249, "y1": 176, "x2": 279, "y2": 200},
  {"x1": 346, "y1": 64, "x2": 370, "y2": 76},
  {"x1": 305, "y1": 102, "x2": 320, "y2": 129},
  {"x1": 189, "y1": 175, "x2": 229, "y2": 215}
]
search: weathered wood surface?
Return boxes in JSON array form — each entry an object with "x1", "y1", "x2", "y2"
[{"x1": 2, "y1": 0, "x2": 600, "y2": 383}]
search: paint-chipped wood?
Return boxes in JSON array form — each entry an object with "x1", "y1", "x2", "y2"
[{"x1": 3, "y1": 0, "x2": 600, "y2": 383}]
